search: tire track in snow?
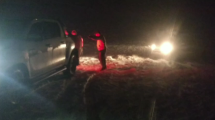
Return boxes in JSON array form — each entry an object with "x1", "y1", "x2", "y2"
[
  {"x1": 83, "y1": 73, "x2": 96, "y2": 105},
  {"x1": 53, "y1": 70, "x2": 98, "y2": 114}
]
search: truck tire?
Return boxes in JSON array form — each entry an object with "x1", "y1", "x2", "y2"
[{"x1": 64, "y1": 51, "x2": 77, "y2": 77}]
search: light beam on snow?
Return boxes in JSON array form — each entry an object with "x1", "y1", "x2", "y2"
[{"x1": 77, "y1": 55, "x2": 171, "y2": 71}]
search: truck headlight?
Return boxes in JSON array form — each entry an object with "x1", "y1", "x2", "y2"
[{"x1": 160, "y1": 42, "x2": 173, "y2": 55}]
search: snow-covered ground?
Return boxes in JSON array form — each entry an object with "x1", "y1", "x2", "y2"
[
  {"x1": 78, "y1": 55, "x2": 172, "y2": 71},
  {"x1": 1, "y1": 45, "x2": 215, "y2": 120},
  {"x1": 79, "y1": 55, "x2": 215, "y2": 120},
  {"x1": 77, "y1": 54, "x2": 205, "y2": 73},
  {"x1": 84, "y1": 44, "x2": 215, "y2": 63}
]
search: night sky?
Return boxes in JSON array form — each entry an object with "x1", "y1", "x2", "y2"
[{"x1": 0, "y1": 0, "x2": 215, "y2": 44}]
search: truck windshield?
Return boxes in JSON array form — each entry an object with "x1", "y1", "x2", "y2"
[{"x1": 0, "y1": 19, "x2": 28, "y2": 40}]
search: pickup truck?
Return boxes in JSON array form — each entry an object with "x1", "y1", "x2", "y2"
[{"x1": 0, "y1": 18, "x2": 77, "y2": 86}]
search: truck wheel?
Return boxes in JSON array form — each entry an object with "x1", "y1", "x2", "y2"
[{"x1": 64, "y1": 54, "x2": 77, "y2": 77}]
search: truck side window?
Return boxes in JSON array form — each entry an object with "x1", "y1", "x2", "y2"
[
  {"x1": 27, "y1": 22, "x2": 43, "y2": 41},
  {"x1": 43, "y1": 22, "x2": 61, "y2": 40}
]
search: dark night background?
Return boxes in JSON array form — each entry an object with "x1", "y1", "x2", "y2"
[{"x1": 0, "y1": 0, "x2": 215, "y2": 45}]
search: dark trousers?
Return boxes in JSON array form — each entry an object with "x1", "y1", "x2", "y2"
[
  {"x1": 71, "y1": 48, "x2": 79, "y2": 65},
  {"x1": 99, "y1": 49, "x2": 106, "y2": 68}
]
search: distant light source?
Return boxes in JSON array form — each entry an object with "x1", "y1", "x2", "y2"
[
  {"x1": 160, "y1": 42, "x2": 173, "y2": 55},
  {"x1": 151, "y1": 44, "x2": 156, "y2": 51}
]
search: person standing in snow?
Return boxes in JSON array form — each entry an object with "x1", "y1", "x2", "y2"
[
  {"x1": 70, "y1": 30, "x2": 83, "y2": 66},
  {"x1": 88, "y1": 31, "x2": 107, "y2": 70}
]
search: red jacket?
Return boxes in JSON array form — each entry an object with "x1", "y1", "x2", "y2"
[{"x1": 89, "y1": 35, "x2": 106, "y2": 51}]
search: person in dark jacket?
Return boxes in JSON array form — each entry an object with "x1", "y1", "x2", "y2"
[
  {"x1": 88, "y1": 31, "x2": 107, "y2": 70},
  {"x1": 70, "y1": 30, "x2": 83, "y2": 66}
]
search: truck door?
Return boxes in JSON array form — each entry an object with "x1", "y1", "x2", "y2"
[
  {"x1": 42, "y1": 22, "x2": 66, "y2": 69},
  {"x1": 27, "y1": 22, "x2": 53, "y2": 77}
]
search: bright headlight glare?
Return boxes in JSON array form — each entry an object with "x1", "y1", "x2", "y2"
[
  {"x1": 151, "y1": 44, "x2": 156, "y2": 50},
  {"x1": 160, "y1": 42, "x2": 173, "y2": 55}
]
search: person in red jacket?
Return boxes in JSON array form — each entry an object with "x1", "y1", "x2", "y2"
[
  {"x1": 70, "y1": 30, "x2": 83, "y2": 66},
  {"x1": 88, "y1": 31, "x2": 107, "y2": 70}
]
